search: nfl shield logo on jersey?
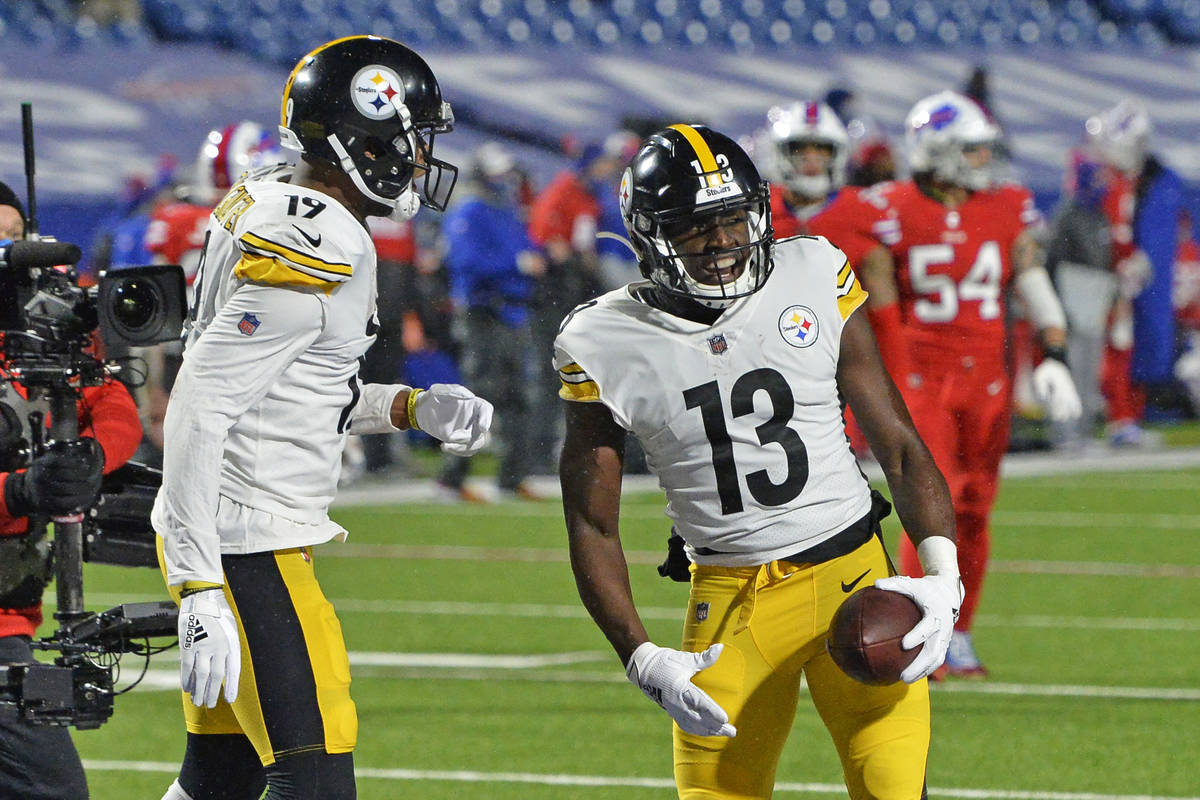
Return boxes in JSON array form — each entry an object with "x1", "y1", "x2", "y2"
[
  {"x1": 238, "y1": 313, "x2": 261, "y2": 336},
  {"x1": 695, "y1": 602, "x2": 710, "y2": 622},
  {"x1": 707, "y1": 334, "x2": 728, "y2": 355},
  {"x1": 778, "y1": 305, "x2": 819, "y2": 348}
]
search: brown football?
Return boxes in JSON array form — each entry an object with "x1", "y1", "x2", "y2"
[{"x1": 826, "y1": 586, "x2": 923, "y2": 685}]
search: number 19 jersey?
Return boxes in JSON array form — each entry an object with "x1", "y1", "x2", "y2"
[{"x1": 554, "y1": 236, "x2": 872, "y2": 566}]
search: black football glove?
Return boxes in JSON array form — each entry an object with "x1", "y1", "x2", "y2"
[
  {"x1": 4, "y1": 438, "x2": 105, "y2": 517},
  {"x1": 657, "y1": 528, "x2": 691, "y2": 583}
]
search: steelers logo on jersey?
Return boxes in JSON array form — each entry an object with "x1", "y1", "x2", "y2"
[
  {"x1": 778, "y1": 304, "x2": 820, "y2": 348},
  {"x1": 351, "y1": 65, "x2": 406, "y2": 120}
]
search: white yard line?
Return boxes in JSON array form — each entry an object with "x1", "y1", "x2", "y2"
[
  {"x1": 68, "y1": 594, "x2": 1200, "y2": 631},
  {"x1": 78, "y1": 760, "x2": 1200, "y2": 799},
  {"x1": 131, "y1": 659, "x2": 1200, "y2": 702},
  {"x1": 990, "y1": 511, "x2": 1200, "y2": 530}
]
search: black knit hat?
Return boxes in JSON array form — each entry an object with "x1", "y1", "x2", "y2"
[{"x1": 0, "y1": 181, "x2": 24, "y2": 219}]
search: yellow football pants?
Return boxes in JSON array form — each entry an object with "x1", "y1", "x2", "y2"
[
  {"x1": 158, "y1": 540, "x2": 357, "y2": 765},
  {"x1": 675, "y1": 535, "x2": 930, "y2": 800}
]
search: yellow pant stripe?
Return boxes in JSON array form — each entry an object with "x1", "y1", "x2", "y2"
[{"x1": 274, "y1": 549, "x2": 357, "y2": 755}]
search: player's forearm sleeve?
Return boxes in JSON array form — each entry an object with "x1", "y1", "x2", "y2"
[
  {"x1": 1014, "y1": 266, "x2": 1067, "y2": 331},
  {"x1": 154, "y1": 284, "x2": 324, "y2": 586},
  {"x1": 349, "y1": 383, "x2": 408, "y2": 434}
]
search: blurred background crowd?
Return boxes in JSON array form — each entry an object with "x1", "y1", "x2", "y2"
[{"x1": 2, "y1": 0, "x2": 1199, "y2": 498}]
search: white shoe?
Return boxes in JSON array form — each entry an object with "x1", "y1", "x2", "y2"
[{"x1": 943, "y1": 631, "x2": 988, "y2": 678}]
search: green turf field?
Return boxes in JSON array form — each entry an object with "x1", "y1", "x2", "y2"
[{"x1": 62, "y1": 464, "x2": 1200, "y2": 799}]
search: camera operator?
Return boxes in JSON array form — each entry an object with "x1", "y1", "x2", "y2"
[{"x1": 0, "y1": 180, "x2": 143, "y2": 800}]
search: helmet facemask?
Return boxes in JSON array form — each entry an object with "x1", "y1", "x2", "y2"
[
  {"x1": 927, "y1": 137, "x2": 1000, "y2": 192},
  {"x1": 632, "y1": 186, "x2": 773, "y2": 309},
  {"x1": 320, "y1": 98, "x2": 458, "y2": 221},
  {"x1": 409, "y1": 102, "x2": 458, "y2": 211}
]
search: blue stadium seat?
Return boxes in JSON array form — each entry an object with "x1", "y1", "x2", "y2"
[
  {"x1": 22, "y1": 0, "x2": 1181, "y2": 55},
  {"x1": 1158, "y1": 0, "x2": 1200, "y2": 40}
]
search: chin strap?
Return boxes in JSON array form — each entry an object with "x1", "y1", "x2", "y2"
[
  {"x1": 596, "y1": 231, "x2": 637, "y2": 256},
  {"x1": 326, "y1": 134, "x2": 415, "y2": 220},
  {"x1": 390, "y1": 189, "x2": 421, "y2": 222}
]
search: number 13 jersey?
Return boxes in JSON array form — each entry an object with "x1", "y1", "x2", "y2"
[{"x1": 554, "y1": 236, "x2": 872, "y2": 566}]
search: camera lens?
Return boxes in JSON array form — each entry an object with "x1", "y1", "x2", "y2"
[
  {"x1": 112, "y1": 279, "x2": 159, "y2": 331},
  {"x1": 98, "y1": 264, "x2": 185, "y2": 346}
]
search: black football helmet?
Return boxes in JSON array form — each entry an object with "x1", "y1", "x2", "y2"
[
  {"x1": 279, "y1": 35, "x2": 458, "y2": 218},
  {"x1": 620, "y1": 124, "x2": 773, "y2": 307}
]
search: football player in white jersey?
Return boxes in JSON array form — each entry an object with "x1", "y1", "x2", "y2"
[
  {"x1": 153, "y1": 36, "x2": 492, "y2": 800},
  {"x1": 555, "y1": 125, "x2": 962, "y2": 800}
]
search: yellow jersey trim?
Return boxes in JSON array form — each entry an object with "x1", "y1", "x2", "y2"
[
  {"x1": 836, "y1": 260, "x2": 853, "y2": 290},
  {"x1": 559, "y1": 378, "x2": 601, "y2": 402},
  {"x1": 838, "y1": 274, "x2": 869, "y2": 321},
  {"x1": 239, "y1": 232, "x2": 353, "y2": 278},
  {"x1": 235, "y1": 254, "x2": 341, "y2": 290}
]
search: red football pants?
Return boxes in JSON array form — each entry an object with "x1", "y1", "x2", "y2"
[{"x1": 897, "y1": 365, "x2": 1010, "y2": 631}]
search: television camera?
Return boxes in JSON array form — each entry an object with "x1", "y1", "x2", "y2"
[{"x1": 0, "y1": 103, "x2": 187, "y2": 729}]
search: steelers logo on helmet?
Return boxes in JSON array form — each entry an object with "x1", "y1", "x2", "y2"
[
  {"x1": 618, "y1": 168, "x2": 633, "y2": 217},
  {"x1": 351, "y1": 65, "x2": 407, "y2": 120}
]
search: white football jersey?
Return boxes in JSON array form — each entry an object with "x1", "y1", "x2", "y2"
[
  {"x1": 154, "y1": 166, "x2": 391, "y2": 585},
  {"x1": 555, "y1": 236, "x2": 872, "y2": 566}
]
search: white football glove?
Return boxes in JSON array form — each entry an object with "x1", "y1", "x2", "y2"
[
  {"x1": 178, "y1": 589, "x2": 241, "y2": 709},
  {"x1": 413, "y1": 383, "x2": 494, "y2": 456},
  {"x1": 873, "y1": 574, "x2": 963, "y2": 683},
  {"x1": 1032, "y1": 358, "x2": 1083, "y2": 422},
  {"x1": 625, "y1": 642, "x2": 737, "y2": 737}
]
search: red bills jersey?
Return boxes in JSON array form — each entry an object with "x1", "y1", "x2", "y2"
[
  {"x1": 144, "y1": 201, "x2": 214, "y2": 284},
  {"x1": 854, "y1": 180, "x2": 1040, "y2": 370},
  {"x1": 770, "y1": 184, "x2": 879, "y2": 268},
  {"x1": 1102, "y1": 171, "x2": 1138, "y2": 264}
]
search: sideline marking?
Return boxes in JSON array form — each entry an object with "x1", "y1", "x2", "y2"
[
  {"x1": 332, "y1": 448, "x2": 1200, "y2": 509},
  {"x1": 78, "y1": 760, "x2": 1200, "y2": 799}
]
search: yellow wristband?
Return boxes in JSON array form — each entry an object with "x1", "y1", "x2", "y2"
[
  {"x1": 178, "y1": 581, "x2": 224, "y2": 599},
  {"x1": 406, "y1": 387, "x2": 424, "y2": 431}
]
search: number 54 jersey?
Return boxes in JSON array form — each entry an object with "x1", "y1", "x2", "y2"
[
  {"x1": 853, "y1": 180, "x2": 1040, "y2": 374},
  {"x1": 554, "y1": 236, "x2": 873, "y2": 567}
]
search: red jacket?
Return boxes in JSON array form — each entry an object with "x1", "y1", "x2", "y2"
[
  {"x1": 528, "y1": 171, "x2": 601, "y2": 249},
  {"x1": 0, "y1": 377, "x2": 141, "y2": 638}
]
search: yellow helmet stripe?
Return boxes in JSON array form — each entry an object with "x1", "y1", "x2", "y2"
[
  {"x1": 669, "y1": 124, "x2": 721, "y2": 188},
  {"x1": 281, "y1": 35, "x2": 371, "y2": 126}
]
